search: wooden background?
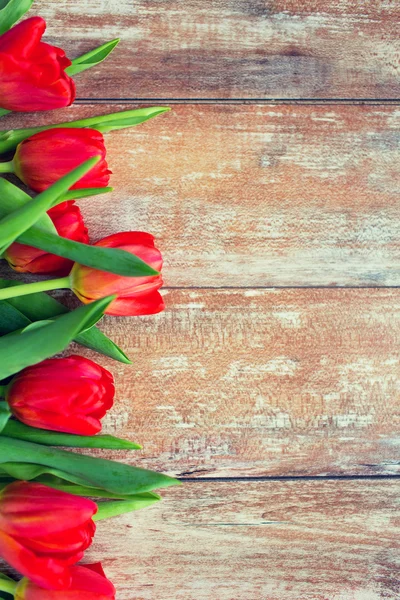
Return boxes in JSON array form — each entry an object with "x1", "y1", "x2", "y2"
[{"x1": 1, "y1": 1, "x2": 400, "y2": 597}]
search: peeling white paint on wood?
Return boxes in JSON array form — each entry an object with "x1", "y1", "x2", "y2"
[
  {"x1": 87, "y1": 480, "x2": 400, "y2": 600},
  {"x1": 0, "y1": 0, "x2": 398, "y2": 596},
  {"x1": 39, "y1": 288, "x2": 400, "y2": 478},
  {"x1": 2, "y1": 104, "x2": 399, "y2": 287},
  {"x1": 26, "y1": 0, "x2": 400, "y2": 98}
]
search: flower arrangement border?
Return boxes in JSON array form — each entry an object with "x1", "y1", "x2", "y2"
[{"x1": 0, "y1": 3, "x2": 177, "y2": 598}]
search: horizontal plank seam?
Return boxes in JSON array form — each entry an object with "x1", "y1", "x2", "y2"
[
  {"x1": 163, "y1": 286, "x2": 400, "y2": 290},
  {"x1": 179, "y1": 475, "x2": 400, "y2": 482},
  {"x1": 75, "y1": 98, "x2": 400, "y2": 105}
]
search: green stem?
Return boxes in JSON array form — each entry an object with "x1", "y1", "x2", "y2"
[
  {"x1": 0, "y1": 160, "x2": 14, "y2": 173},
  {"x1": 0, "y1": 277, "x2": 70, "y2": 301},
  {"x1": 0, "y1": 577, "x2": 17, "y2": 595},
  {"x1": 0, "y1": 386, "x2": 7, "y2": 397}
]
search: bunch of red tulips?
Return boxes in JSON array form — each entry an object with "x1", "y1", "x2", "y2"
[{"x1": 0, "y1": 5, "x2": 177, "y2": 598}]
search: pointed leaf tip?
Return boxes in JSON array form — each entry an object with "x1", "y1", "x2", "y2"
[{"x1": 66, "y1": 39, "x2": 121, "y2": 76}]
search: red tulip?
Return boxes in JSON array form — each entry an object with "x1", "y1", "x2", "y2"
[
  {"x1": 70, "y1": 231, "x2": 164, "y2": 316},
  {"x1": 13, "y1": 128, "x2": 111, "y2": 193},
  {"x1": 5, "y1": 201, "x2": 89, "y2": 275},
  {"x1": 0, "y1": 481, "x2": 97, "y2": 590},
  {"x1": 15, "y1": 563, "x2": 116, "y2": 599},
  {"x1": 5, "y1": 355, "x2": 115, "y2": 435},
  {"x1": 0, "y1": 17, "x2": 75, "y2": 112}
]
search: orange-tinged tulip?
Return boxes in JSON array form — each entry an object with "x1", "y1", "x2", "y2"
[
  {"x1": 0, "y1": 481, "x2": 97, "y2": 590},
  {"x1": 70, "y1": 231, "x2": 164, "y2": 316}
]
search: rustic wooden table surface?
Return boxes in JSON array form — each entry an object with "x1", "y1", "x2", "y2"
[{"x1": 2, "y1": 1, "x2": 400, "y2": 598}]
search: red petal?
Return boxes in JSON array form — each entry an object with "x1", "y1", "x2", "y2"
[
  {"x1": 16, "y1": 564, "x2": 116, "y2": 598},
  {"x1": 95, "y1": 231, "x2": 155, "y2": 249},
  {"x1": 0, "y1": 482, "x2": 97, "y2": 537},
  {"x1": 0, "y1": 530, "x2": 71, "y2": 590},
  {"x1": 0, "y1": 17, "x2": 46, "y2": 56},
  {"x1": 0, "y1": 53, "x2": 75, "y2": 112},
  {"x1": 107, "y1": 290, "x2": 165, "y2": 316}
]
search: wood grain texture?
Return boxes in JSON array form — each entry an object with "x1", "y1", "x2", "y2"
[
  {"x1": 2, "y1": 103, "x2": 400, "y2": 287},
  {"x1": 46, "y1": 288, "x2": 400, "y2": 478},
  {"x1": 89, "y1": 480, "x2": 400, "y2": 599},
  {"x1": 27, "y1": 0, "x2": 400, "y2": 99},
  {"x1": 1, "y1": 3, "x2": 399, "y2": 598}
]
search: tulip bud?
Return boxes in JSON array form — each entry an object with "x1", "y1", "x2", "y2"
[
  {"x1": 70, "y1": 231, "x2": 164, "y2": 316},
  {"x1": 5, "y1": 201, "x2": 89, "y2": 275},
  {"x1": 0, "y1": 17, "x2": 75, "y2": 112},
  {"x1": 0, "y1": 481, "x2": 97, "y2": 590},
  {"x1": 15, "y1": 563, "x2": 116, "y2": 599},
  {"x1": 5, "y1": 355, "x2": 115, "y2": 435},
  {"x1": 12, "y1": 128, "x2": 111, "y2": 193}
]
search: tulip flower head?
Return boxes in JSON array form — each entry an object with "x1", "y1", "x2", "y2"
[
  {"x1": 13, "y1": 128, "x2": 111, "y2": 193},
  {"x1": 6, "y1": 355, "x2": 115, "y2": 435},
  {"x1": 70, "y1": 231, "x2": 164, "y2": 316},
  {"x1": 0, "y1": 481, "x2": 97, "y2": 590},
  {"x1": 5, "y1": 201, "x2": 89, "y2": 275},
  {"x1": 15, "y1": 563, "x2": 116, "y2": 599},
  {"x1": 0, "y1": 17, "x2": 75, "y2": 111}
]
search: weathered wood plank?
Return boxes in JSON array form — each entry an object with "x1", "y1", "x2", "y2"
[
  {"x1": 52, "y1": 288, "x2": 400, "y2": 478},
  {"x1": 90, "y1": 479, "x2": 400, "y2": 599},
  {"x1": 2, "y1": 104, "x2": 400, "y2": 287},
  {"x1": 27, "y1": 0, "x2": 400, "y2": 99}
]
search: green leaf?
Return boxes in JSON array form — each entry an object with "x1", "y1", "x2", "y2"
[
  {"x1": 0, "y1": 107, "x2": 170, "y2": 153},
  {"x1": 60, "y1": 186, "x2": 114, "y2": 202},
  {"x1": 94, "y1": 495, "x2": 160, "y2": 520},
  {"x1": 25, "y1": 475, "x2": 157, "y2": 500},
  {"x1": 2, "y1": 420, "x2": 141, "y2": 449},
  {"x1": 0, "y1": 0, "x2": 34, "y2": 35},
  {"x1": 0, "y1": 571, "x2": 15, "y2": 600},
  {"x1": 0, "y1": 179, "x2": 57, "y2": 235},
  {"x1": 0, "y1": 280, "x2": 132, "y2": 364},
  {"x1": 0, "y1": 179, "x2": 158, "y2": 277},
  {"x1": 0, "y1": 179, "x2": 113, "y2": 234},
  {"x1": 0, "y1": 156, "x2": 100, "y2": 254},
  {"x1": 0, "y1": 295, "x2": 113, "y2": 379},
  {"x1": 0, "y1": 475, "x2": 160, "y2": 515},
  {"x1": 76, "y1": 325, "x2": 132, "y2": 364},
  {"x1": 0, "y1": 108, "x2": 11, "y2": 118},
  {"x1": 20, "y1": 319, "x2": 53, "y2": 332},
  {"x1": 0, "y1": 300, "x2": 31, "y2": 333},
  {"x1": 0, "y1": 437, "x2": 180, "y2": 496},
  {"x1": 90, "y1": 107, "x2": 170, "y2": 133},
  {"x1": 66, "y1": 39, "x2": 120, "y2": 76},
  {"x1": 0, "y1": 279, "x2": 69, "y2": 321},
  {"x1": 18, "y1": 227, "x2": 159, "y2": 277},
  {"x1": 0, "y1": 403, "x2": 11, "y2": 433}
]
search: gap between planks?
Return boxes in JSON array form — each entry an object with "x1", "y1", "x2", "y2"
[
  {"x1": 164, "y1": 286, "x2": 400, "y2": 290},
  {"x1": 180, "y1": 475, "x2": 400, "y2": 482},
  {"x1": 74, "y1": 98, "x2": 400, "y2": 105}
]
